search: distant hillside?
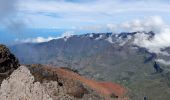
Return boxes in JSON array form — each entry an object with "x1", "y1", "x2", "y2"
[{"x1": 10, "y1": 32, "x2": 170, "y2": 100}]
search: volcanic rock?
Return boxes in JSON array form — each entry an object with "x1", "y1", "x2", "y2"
[
  {"x1": 0, "y1": 45, "x2": 128, "y2": 100},
  {"x1": 0, "y1": 44, "x2": 20, "y2": 84},
  {"x1": 26, "y1": 64, "x2": 128, "y2": 100}
]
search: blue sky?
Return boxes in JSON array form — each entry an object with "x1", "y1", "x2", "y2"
[{"x1": 0, "y1": 0, "x2": 170, "y2": 45}]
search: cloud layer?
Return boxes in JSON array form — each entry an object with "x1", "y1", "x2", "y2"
[
  {"x1": 15, "y1": 37, "x2": 59, "y2": 43},
  {"x1": 0, "y1": 0, "x2": 17, "y2": 20},
  {"x1": 120, "y1": 16, "x2": 165, "y2": 33},
  {"x1": 156, "y1": 59, "x2": 170, "y2": 65},
  {"x1": 15, "y1": 31, "x2": 75, "y2": 43},
  {"x1": 0, "y1": 0, "x2": 26, "y2": 34},
  {"x1": 0, "y1": 0, "x2": 169, "y2": 58},
  {"x1": 15, "y1": 0, "x2": 170, "y2": 28},
  {"x1": 122, "y1": 16, "x2": 170, "y2": 56},
  {"x1": 16, "y1": 16, "x2": 170, "y2": 54},
  {"x1": 133, "y1": 28, "x2": 170, "y2": 55},
  {"x1": 1, "y1": 0, "x2": 170, "y2": 29}
]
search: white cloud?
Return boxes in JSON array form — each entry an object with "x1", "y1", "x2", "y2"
[
  {"x1": 61, "y1": 31, "x2": 74, "y2": 37},
  {"x1": 15, "y1": 36, "x2": 59, "y2": 43},
  {"x1": 13, "y1": 15, "x2": 170, "y2": 57},
  {"x1": 15, "y1": 31, "x2": 75, "y2": 43},
  {"x1": 106, "y1": 24, "x2": 117, "y2": 32},
  {"x1": 104, "y1": 16, "x2": 170, "y2": 64},
  {"x1": 131, "y1": 24, "x2": 170, "y2": 55},
  {"x1": 156, "y1": 59, "x2": 170, "y2": 65},
  {"x1": 133, "y1": 31, "x2": 170, "y2": 55},
  {"x1": 103, "y1": 16, "x2": 166, "y2": 33},
  {"x1": 18, "y1": 0, "x2": 170, "y2": 14},
  {"x1": 93, "y1": 16, "x2": 165, "y2": 34},
  {"x1": 0, "y1": 0, "x2": 17, "y2": 20},
  {"x1": 61, "y1": 31, "x2": 74, "y2": 41},
  {"x1": 96, "y1": 16, "x2": 170, "y2": 55},
  {"x1": 15, "y1": 0, "x2": 170, "y2": 28},
  {"x1": 120, "y1": 16, "x2": 165, "y2": 33}
]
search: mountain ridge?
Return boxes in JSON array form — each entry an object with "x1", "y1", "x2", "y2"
[{"x1": 9, "y1": 31, "x2": 170, "y2": 100}]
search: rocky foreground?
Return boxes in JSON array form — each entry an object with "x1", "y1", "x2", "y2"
[
  {"x1": 0, "y1": 44, "x2": 129, "y2": 100},
  {"x1": 0, "y1": 45, "x2": 19, "y2": 84}
]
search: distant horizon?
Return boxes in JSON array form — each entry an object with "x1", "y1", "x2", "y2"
[
  {"x1": 1, "y1": 0, "x2": 170, "y2": 46},
  {"x1": 0, "y1": 28, "x2": 156, "y2": 45}
]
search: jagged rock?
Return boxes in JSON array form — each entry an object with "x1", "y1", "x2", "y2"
[
  {"x1": 0, "y1": 66, "x2": 52, "y2": 100},
  {"x1": 26, "y1": 64, "x2": 103, "y2": 99},
  {"x1": 0, "y1": 66, "x2": 80, "y2": 100},
  {"x1": 0, "y1": 65, "x2": 106, "y2": 100},
  {"x1": 0, "y1": 63, "x2": 129, "y2": 100},
  {"x1": 26, "y1": 64, "x2": 128, "y2": 100},
  {"x1": 0, "y1": 44, "x2": 20, "y2": 84}
]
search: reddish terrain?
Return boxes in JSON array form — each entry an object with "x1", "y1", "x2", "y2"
[
  {"x1": 31, "y1": 64, "x2": 128, "y2": 98},
  {"x1": 27, "y1": 64, "x2": 128, "y2": 99},
  {"x1": 56, "y1": 68, "x2": 127, "y2": 98},
  {"x1": 0, "y1": 44, "x2": 129, "y2": 100}
]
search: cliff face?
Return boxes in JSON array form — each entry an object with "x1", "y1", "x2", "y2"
[{"x1": 0, "y1": 44, "x2": 20, "y2": 84}]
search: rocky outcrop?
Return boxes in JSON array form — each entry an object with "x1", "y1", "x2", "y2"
[
  {"x1": 0, "y1": 65, "x2": 106, "y2": 100},
  {"x1": 0, "y1": 44, "x2": 20, "y2": 84},
  {"x1": 26, "y1": 64, "x2": 105, "y2": 100},
  {"x1": 0, "y1": 66, "x2": 52, "y2": 100},
  {"x1": 26, "y1": 64, "x2": 128, "y2": 100},
  {"x1": 0, "y1": 59, "x2": 128, "y2": 100},
  {"x1": 0, "y1": 44, "x2": 128, "y2": 100}
]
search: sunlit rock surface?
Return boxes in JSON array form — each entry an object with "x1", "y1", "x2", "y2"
[
  {"x1": 0, "y1": 66, "x2": 53, "y2": 100},
  {"x1": 0, "y1": 65, "x2": 128, "y2": 100}
]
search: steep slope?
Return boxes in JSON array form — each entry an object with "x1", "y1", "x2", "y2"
[
  {"x1": 26, "y1": 64, "x2": 128, "y2": 100},
  {"x1": 9, "y1": 32, "x2": 170, "y2": 100},
  {"x1": 0, "y1": 65, "x2": 129, "y2": 100},
  {"x1": 0, "y1": 45, "x2": 128, "y2": 100}
]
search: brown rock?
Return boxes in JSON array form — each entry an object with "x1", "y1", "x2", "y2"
[
  {"x1": 26, "y1": 64, "x2": 128, "y2": 100},
  {"x1": 0, "y1": 44, "x2": 20, "y2": 84}
]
